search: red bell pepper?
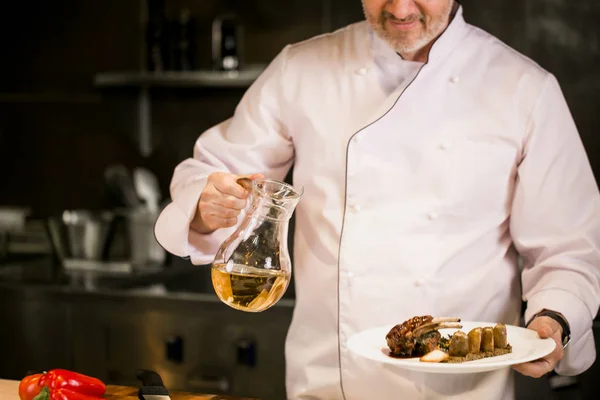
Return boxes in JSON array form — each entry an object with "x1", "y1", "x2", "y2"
[
  {"x1": 38, "y1": 369, "x2": 105, "y2": 397},
  {"x1": 33, "y1": 386, "x2": 102, "y2": 400},
  {"x1": 18, "y1": 373, "x2": 44, "y2": 400},
  {"x1": 18, "y1": 369, "x2": 106, "y2": 400}
]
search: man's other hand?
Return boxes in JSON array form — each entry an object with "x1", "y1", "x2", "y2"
[{"x1": 512, "y1": 316, "x2": 564, "y2": 378}]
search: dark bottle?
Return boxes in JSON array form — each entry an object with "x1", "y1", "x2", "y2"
[
  {"x1": 172, "y1": 9, "x2": 196, "y2": 71},
  {"x1": 145, "y1": 0, "x2": 170, "y2": 71},
  {"x1": 212, "y1": 14, "x2": 244, "y2": 71}
]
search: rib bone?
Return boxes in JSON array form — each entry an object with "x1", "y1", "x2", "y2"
[
  {"x1": 413, "y1": 322, "x2": 463, "y2": 338},
  {"x1": 432, "y1": 317, "x2": 461, "y2": 324}
]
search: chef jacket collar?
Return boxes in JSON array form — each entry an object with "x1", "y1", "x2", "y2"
[{"x1": 369, "y1": 3, "x2": 469, "y2": 68}]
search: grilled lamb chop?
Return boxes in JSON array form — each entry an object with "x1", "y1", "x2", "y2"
[
  {"x1": 414, "y1": 331, "x2": 441, "y2": 355},
  {"x1": 386, "y1": 315, "x2": 462, "y2": 357},
  {"x1": 386, "y1": 315, "x2": 433, "y2": 357}
]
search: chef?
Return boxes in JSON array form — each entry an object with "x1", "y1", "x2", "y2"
[{"x1": 154, "y1": 0, "x2": 600, "y2": 399}]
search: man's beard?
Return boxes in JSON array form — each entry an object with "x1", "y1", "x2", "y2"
[{"x1": 364, "y1": 1, "x2": 454, "y2": 54}]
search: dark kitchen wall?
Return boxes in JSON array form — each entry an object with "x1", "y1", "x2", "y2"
[
  {"x1": 0, "y1": 0, "x2": 598, "y2": 217},
  {"x1": 0, "y1": 0, "x2": 361, "y2": 217}
]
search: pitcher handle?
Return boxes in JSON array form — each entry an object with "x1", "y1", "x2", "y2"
[{"x1": 236, "y1": 177, "x2": 256, "y2": 213}]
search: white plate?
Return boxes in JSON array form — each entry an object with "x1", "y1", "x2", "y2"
[{"x1": 347, "y1": 321, "x2": 556, "y2": 374}]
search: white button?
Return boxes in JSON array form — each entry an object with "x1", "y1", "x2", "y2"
[
  {"x1": 349, "y1": 203, "x2": 362, "y2": 213},
  {"x1": 428, "y1": 212, "x2": 439, "y2": 220},
  {"x1": 347, "y1": 272, "x2": 355, "y2": 287},
  {"x1": 355, "y1": 67, "x2": 369, "y2": 76},
  {"x1": 439, "y1": 141, "x2": 453, "y2": 150},
  {"x1": 353, "y1": 135, "x2": 362, "y2": 143},
  {"x1": 415, "y1": 278, "x2": 427, "y2": 287},
  {"x1": 450, "y1": 76, "x2": 460, "y2": 84}
]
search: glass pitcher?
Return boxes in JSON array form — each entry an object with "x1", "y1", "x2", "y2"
[{"x1": 211, "y1": 178, "x2": 303, "y2": 312}]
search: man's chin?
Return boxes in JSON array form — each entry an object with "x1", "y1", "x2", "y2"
[{"x1": 386, "y1": 37, "x2": 424, "y2": 54}]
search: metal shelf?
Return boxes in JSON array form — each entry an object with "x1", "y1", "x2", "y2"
[
  {"x1": 94, "y1": 66, "x2": 265, "y2": 89},
  {"x1": 93, "y1": 66, "x2": 265, "y2": 157}
]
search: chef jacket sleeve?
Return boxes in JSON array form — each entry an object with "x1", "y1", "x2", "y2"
[
  {"x1": 510, "y1": 72, "x2": 600, "y2": 375},
  {"x1": 154, "y1": 45, "x2": 295, "y2": 265}
]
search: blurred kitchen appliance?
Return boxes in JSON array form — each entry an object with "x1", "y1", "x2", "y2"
[
  {"x1": 46, "y1": 208, "x2": 166, "y2": 277},
  {"x1": 59, "y1": 210, "x2": 115, "y2": 261},
  {"x1": 212, "y1": 14, "x2": 244, "y2": 71},
  {"x1": 0, "y1": 207, "x2": 29, "y2": 233},
  {"x1": 0, "y1": 207, "x2": 30, "y2": 262},
  {"x1": 133, "y1": 167, "x2": 161, "y2": 214},
  {"x1": 105, "y1": 165, "x2": 142, "y2": 209},
  {"x1": 127, "y1": 208, "x2": 165, "y2": 266}
]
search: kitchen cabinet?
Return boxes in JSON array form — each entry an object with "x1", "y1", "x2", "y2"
[
  {"x1": 0, "y1": 297, "x2": 72, "y2": 379},
  {"x1": 0, "y1": 283, "x2": 598, "y2": 400},
  {"x1": 0, "y1": 284, "x2": 293, "y2": 400},
  {"x1": 70, "y1": 300, "x2": 291, "y2": 399}
]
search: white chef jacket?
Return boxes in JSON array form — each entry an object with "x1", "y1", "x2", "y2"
[{"x1": 154, "y1": 5, "x2": 600, "y2": 400}]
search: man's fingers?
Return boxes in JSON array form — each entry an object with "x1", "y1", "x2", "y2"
[
  {"x1": 512, "y1": 316, "x2": 564, "y2": 379},
  {"x1": 213, "y1": 177, "x2": 248, "y2": 199},
  {"x1": 237, "y1": 173, "x2": 265, "y2": 181},
  {"x1": 208, "y1": 172, "x2": 265, "y2": 199},
  {"x1": 512, "y1": 345, "x2": 562, "y2": 378},
  {"x1": 211, "y1": 194, "x2": 247, "y2": 210},
  {"x1": 528, "y1": 316, "x2": 562, "y2": 339},
  {"x1": 201, "y1": 203, "x2": 243, "y2": 218},
  {"x1": 201, "y1": 185, "x2": 247, "y2": 210},
  {"x1": 537, "y1": 325, "x2": 554, "y2": 339},
  {"x1": 213, "y1": 174, "x2": 265, "y2": 202},
  {"x1": 201, "y1": 214, "x2": 238, "y2": 230},
  {"x1": 196, "y1": 172, "x2": 264, "y2": 233},
  {"x1": 512, "y1": 358, "x2": 553, "y2": 378}
]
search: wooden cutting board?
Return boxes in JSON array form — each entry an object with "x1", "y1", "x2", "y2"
[
  {"x1": 105, "y1": 385, "x2": 260, "y2": 399},
  {"x1": 0, "y1": 379, "x2": 259, "y2": 400}
]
